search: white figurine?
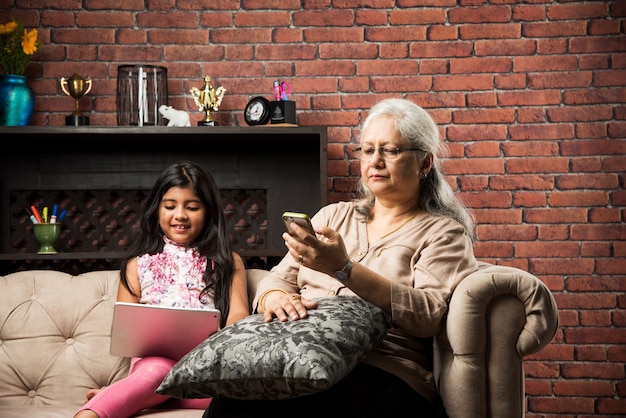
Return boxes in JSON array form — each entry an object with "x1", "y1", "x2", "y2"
[{"x1": 158, "y1": 105, "x2": 191, "y2": 127}]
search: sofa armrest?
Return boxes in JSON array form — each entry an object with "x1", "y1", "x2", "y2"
[
  {"x1": 446, "y1": 262, "x2": 558, "y2": 356},
  {"x1": 246, "y1": 268, "x2": 267, "y2": 311},
  {"x1": 433, "y1": 262, "x2": 558, "y2": 418}
]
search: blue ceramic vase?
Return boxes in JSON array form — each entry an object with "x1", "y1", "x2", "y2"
[{"x1": 0, "y1": 74, "x2": 35, "y2": 126}]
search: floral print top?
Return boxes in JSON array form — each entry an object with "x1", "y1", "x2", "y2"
[{"x1": 137, "y1": 236, "x2": 215, "y2": 308}]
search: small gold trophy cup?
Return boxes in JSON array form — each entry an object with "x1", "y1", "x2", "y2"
[
  {"x1": 190, "y1": 75, "x2": 226, "y2": 126},
  {"x1": 60, "y1": 73, "x2": 93, "y2": 126}
]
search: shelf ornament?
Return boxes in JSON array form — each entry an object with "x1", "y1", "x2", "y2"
[{"x1": 190, "y1": 75, "x2": 226, "y2": 126}]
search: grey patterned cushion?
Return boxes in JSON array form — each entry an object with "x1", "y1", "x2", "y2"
[{"x1": 157, "y1": 296, "x2": 392, "y2": 400}]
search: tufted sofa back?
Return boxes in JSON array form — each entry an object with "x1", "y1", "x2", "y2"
[{"x1": 0, "y1": 270, "x2": 130, "y2": 406}]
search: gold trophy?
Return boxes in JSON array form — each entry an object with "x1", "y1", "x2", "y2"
[
  {"x1": 60, "y1": 73, "x2": 93, "y2": 126},
  {"x1": 190, "y1": 75, "x2": 226, "y2": 126}
]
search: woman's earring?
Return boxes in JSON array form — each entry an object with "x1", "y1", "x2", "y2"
[{"x1": 421, "y1": 172, "x2": 427, "y2": 179}]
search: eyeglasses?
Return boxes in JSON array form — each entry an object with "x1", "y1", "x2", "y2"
[{"x1": 354, "y1": 146, "x2": 424, "y2": 160}]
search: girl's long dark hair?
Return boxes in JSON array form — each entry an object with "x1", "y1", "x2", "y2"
[{"x1": 120, "y1": 161, "x2": 235, "y2": 327}]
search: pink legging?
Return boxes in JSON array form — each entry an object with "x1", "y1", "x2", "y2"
[{"x1": 75, "y1": 357, "x2": 211, "y2": 418}]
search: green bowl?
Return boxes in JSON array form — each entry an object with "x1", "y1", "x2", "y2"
[{"x1": 33, "y1": 223, "x2": 61, "y2": 254}]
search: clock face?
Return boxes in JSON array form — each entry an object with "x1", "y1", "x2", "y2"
[
  {"x1": 249, "y1": 103, "x2": 263, "y2": 119},
  {"x1": 244, "y1": 96, "x2": 271, "y2": 126}
]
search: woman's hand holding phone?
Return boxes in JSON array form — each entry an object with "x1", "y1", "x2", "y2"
[{"x1": 282, "y1": 211, "x2": 315, "y2": 236}]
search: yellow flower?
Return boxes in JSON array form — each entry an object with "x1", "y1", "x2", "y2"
[
  {"x1": 22, "y1": 29, "x2": 38, "y2": 55},
  {"x1": 0, "y1": 21, "x2": 17, "y2": 35},
  {"x1": 0, "y1": 17, "x2": 40, "y2": 75}
]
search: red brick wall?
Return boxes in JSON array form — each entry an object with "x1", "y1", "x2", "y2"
[{"x1": 3, "y1": 1, "x2": 625, "y2": 416}]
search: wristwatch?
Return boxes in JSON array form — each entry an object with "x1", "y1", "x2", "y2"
[{"x1": 335, "y1": 260, "x2": 354, "y2": 282}]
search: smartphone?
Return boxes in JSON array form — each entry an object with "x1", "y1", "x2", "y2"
[{"x1": 282, "y1": 211, "x2": 315, "y2": 236}]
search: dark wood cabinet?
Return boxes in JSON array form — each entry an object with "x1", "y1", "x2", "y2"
[{"x1": 0, "y1": 126, "x2": 327, "y2": 274}]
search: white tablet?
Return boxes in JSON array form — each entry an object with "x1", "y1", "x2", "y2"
[{"x1": 110, "y1": 302, "x2": 221, "y2": 360}]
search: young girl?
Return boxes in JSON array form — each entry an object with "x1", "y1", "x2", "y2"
[{"x1": 75, "y1": 161, "x2": 249, "y2": 418}]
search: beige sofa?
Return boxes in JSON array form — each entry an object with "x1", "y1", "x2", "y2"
[{"x1": 0, "y1": 263, "x2": 558, "y2": 418}]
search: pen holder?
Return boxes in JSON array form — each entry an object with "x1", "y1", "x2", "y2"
[
  {"x1": 270, "y1": 100, "x2": 296, "y2": 124},
  {"x1": 33, "y1": 223, "x2": 61, "y2": 254}
]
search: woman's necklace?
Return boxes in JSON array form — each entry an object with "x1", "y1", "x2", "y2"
[{"x1": 377, "y1": 211, "x2": 420, "y2": 240}]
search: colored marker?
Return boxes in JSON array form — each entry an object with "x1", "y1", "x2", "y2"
[
  {"x1": 57, "y1": 209, "x2": 67, "y2": 222},
  {"x1": 50, "y1": 204, "x2": 59, "y2": 224},
  {"x1": 30, "y1": 205, "x2": 43, "y2": 223},
  {"x1": 42, "y1": 207, "x2": 48, "y2": 223},
  {"x1": 25, "y1": 206, "x2": 38, "y2": 224}
]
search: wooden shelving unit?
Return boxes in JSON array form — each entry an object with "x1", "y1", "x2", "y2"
[{"x1": 0, "y1": 126, "x2": 327, "y2": 274}]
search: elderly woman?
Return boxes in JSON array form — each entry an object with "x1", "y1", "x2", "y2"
[{"x1": 205, "y1": 98, "x2": 478, "y2": 418}]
